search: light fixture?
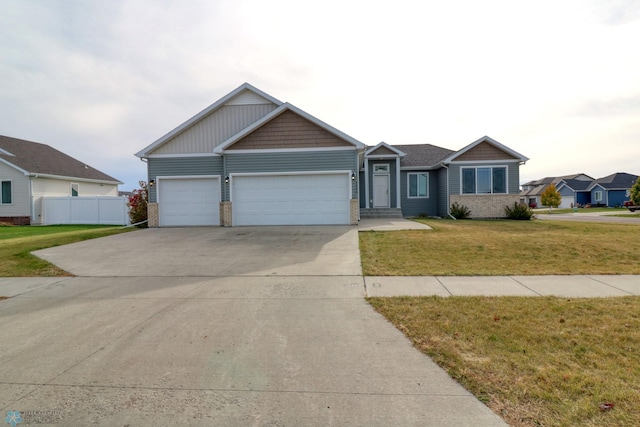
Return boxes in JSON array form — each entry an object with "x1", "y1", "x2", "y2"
[
  {"x1": 225, "y1": 176, "x2": 230, "y2": 184},
  {"x1": 149, "y1": 179, "x2": 155, "y2": 186},
  {"x1": 351, "y1": 172, "x2": 356, "y2": 181}
]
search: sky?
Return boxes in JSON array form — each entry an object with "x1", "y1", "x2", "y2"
[{"x1": 1, "y1": 0, "x2": 639, "y2": 192}]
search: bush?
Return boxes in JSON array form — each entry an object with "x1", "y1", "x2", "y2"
[
  {"x1": 504, "y1": 202, "x2": 533, "y2": 220},
  {"x1": 450, "y1": 202, "x2": 471, "y2": 219},
  {"x1": 127, "y1": 181, "x2": 149, "y2": 227}
]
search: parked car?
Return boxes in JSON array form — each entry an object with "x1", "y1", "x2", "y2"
[{"x1": 623, "y1": 201, "x2": 639, "y2": 212}]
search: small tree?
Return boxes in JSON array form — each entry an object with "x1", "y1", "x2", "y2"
[
  {"x1": 127, "y1": 180, "x2": 149, "y2": 227},
  {"x1": 630, "y1": 176, "x2": 640, "y2": 206},
  {"x1": 541, "y1": 184, "x2": 561, "y2": 210}
]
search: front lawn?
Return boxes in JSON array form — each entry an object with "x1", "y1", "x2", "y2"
[
  {"x1": 360, "y1": 219, "x2": 640, "y2": 276},
  {"x1": 0, "y1": 225, "x2": 133, "y2": 276},
  {"x1": 369, "y1": 296, "x2": 640, "y2": 427}
]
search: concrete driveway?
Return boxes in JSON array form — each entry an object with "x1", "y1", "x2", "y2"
[{"x1": 1, "y1": 226, "x2": 506, "y2": 426}]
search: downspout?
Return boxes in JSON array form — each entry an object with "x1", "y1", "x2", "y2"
[
  {"x1": 442, "y1": 163, "x2": 452, "y2": 218},
  {"x1": 364, "y1": 155, "x2": 370, "y2": 209},
  {"x1": 396, "y1": 157, "x2": 401, "y2": 209}
]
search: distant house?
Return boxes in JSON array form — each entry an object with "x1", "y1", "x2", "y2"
[
  {"x1": 588, "y1": 172, "x2": 639, "y2": 207},
  {"x1": 520, "y1": 173, "x2": 593, "y2": 208},
  {"x1": 555, "y1": 177, "x2": 595, "y2": 208},
  {"x1": 0, "y1": 135, "x2": 122, "y2": 225},
  {"x1": 135, "y1": 83, "x2": 529, "y2": 226}
]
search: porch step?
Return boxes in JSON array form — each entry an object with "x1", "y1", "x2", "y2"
[{"x1": 360, "y1": 208, "x2": 403, "y2": 219}]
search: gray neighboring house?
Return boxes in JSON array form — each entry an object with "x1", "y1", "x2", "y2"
[
  {"x1": 0, "y1": 135, "x2": 122, "y2": 225},
  {"x1": 135, "y1": 83, "x2": 529, "y2": 227},
  {"x1": 587, "y1": 172, "x2": 639, "y2": 207},
  {"x1": 520, "y1": 173, "x2": 593, "y2": 208}
]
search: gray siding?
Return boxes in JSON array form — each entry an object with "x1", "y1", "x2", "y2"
[
  {"x1": 152, "y1": 104, "x2": 278, "y2": 155},
  {"x1": 400, "y1": 170, "x2": 439, "y2": 217},
  {"x1": 147, "y1": 157, "x2": 223, "y2": 203},
  {"x1": 0, "y1": 163, "x2": 30, "y2": 217},
  {"x1": 437, "y1": 167, "x2": 449, "y2": 217},
  {"x1": 448, "y1": 161, "x2": 521, "y2": 195},
  {"x1": 225, "y1": 150, "x2": 359, "y2": 197}
]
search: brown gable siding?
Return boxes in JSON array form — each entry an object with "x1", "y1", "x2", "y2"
[
  {"x1": 229, "y1": 110, "x2": 353, "y2": 150},
  {"x1": 368, "y1": 145, "x2": 396, "y2": 156},
  {"x1": 454, "y1": 141, "x2": 518, "y2": 161}
]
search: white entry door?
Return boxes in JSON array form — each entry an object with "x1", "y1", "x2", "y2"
[{"x1": 373, "y1": 175, "x2": 389, "y2": 208}]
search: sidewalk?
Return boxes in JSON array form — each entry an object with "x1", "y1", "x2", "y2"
[{"x1": 365, "y1": 275, "x2": 640, "y2": 297}]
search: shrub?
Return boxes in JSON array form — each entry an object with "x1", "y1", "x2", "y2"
[
  {"x1": 127, "y1": 181, "x2": 149, "y2": 227},
  {"x1": 450, "y1": 202, "x2": 471, "y2": 219},
  {"x1": 504, "y1": 202, "x2": 533, "y2": 220}
]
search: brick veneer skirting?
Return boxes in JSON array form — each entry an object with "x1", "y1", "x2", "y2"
[
  {"x1": 350, "y1": 199, "x2": 359, "y2": 225},
  {"x1": 450, "y1": 194, "x2": 520, "y2": 218},
  {"x1": 147, "y1": 203, "x2": 159, "y2": 227},
  {"x1": 220, "y1": 202, "x2": 232, "y2": 226},
  {"x1": 0, "y1": 216, "x2": 31, "y2": 226}
]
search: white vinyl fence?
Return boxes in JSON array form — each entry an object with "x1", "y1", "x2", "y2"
[{"x1": 42, "y1": 196, "x2": 129, "y2": 225}]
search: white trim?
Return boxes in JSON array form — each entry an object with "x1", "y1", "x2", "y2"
[
  {"x1": 155, "y1": 175, "x2": 221, "y2": 205},
  {"x1": 400, "y1": 165, "x2": 441, "y2": 171},
  {"x1": 594, "y1": 190, "x2": 603, "y2": 202},
  {"x1": 223, "y1": 146, "x2": 356, "y2": 154},
  {"x1": 146, "y1": 153, "x2": 221, "y2": 159},
  {"x1": 1, "y1": 179, "x2": 13, "y2": 205},
  {"x1": 29, "y1": 173, "x2": 122, "y2": 185},
  {"x1": 0, "y1": 157, "x2": 29, "y2": 175},
  {"x1": 443, "y1": 135, "x2": 529, "y2": 164},
  {"x1": 460, "y1": 165, "x2": 509, "y2": 195},
  {"x1": 373, "y1": 164, "x2": 390, "y2": 173},
  {"x1": 0, "y1": 147, "x2": 15, "y2": 156},
  {"x1": 364, "y1": 159, "x2": 370, "y2": 209},
  {"x1": 448, "y1": 159, "x2": 522, "y2": 165},
  {"x1": 365, "y1": 141, "x2": 406, "y2": 157},
  {"x1": 407, "y1": 172, "x2": 429, "y2": 199},
  {"x1": 70, "y1": 183, "x2": 79, "y2": 197}
]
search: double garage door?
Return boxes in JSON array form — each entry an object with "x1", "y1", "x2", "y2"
[{"x1": 157, "y1": 173, "x2": 351, "y2": 226}]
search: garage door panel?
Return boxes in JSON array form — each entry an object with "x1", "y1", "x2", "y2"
[
  {"x1": 159, "y1": 178, "x2": 220, "y2": 226},
  {"x1": 233, "y1": 174, "x2": 350, "y2": 226}
]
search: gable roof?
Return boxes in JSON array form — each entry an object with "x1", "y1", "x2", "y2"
[
  {"x1": 365, "y1": 142, "x2": 406, "y2": 157},
  {"x1": 442, "y1": 136, "x2": 529, "y2": 164},
  {"x1": 392, "y1": 144, "x2": 455, "y2": 168},
  {"x1": 135, "y1": 83, "x2": 283, "y2": 158},
  {"x1": 556, "y1": 178, "x2": 593, "y2": 192},
  {"x1": 588, "y1": 172, "x2": 639, "y2": 190},
  {"x1": 0, "y1": 135, "x2": 121, "y2": 184},
  {"x1": 214, "y1": 102, "x2": 364, "y2": 153}
]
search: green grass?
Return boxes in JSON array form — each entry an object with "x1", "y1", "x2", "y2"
[
  {"x1": 359, "y1": 219, "x2": 640, "y2": 276},
  {"x1": 0, "y1": 225, "x2": 133, "y2": 276},
  {"x1": 535, "y1": 207, "x2": 628, "y2": 214},
  {"x1": 368, "y1": 296, "x2": 640, "y2": 427}
]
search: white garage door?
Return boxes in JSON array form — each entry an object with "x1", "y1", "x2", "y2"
[
  {"x1": 158, "y1": 177, "x2": 220, "y2": 226},
  {"x1": 232, "y1": 173, "x2": 351, "y2": 226}
]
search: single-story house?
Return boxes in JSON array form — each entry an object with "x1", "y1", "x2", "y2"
[
  {"x1": 520, "y1": 173, "x2": 593, "y2": 208},
  {"x1": 588, "y1": 172, "x2": 639, "y2": 207},
  {"x1": 0, "y1": 135, "x2": 122, "y2": 225},
  {"x1": 135, "y1": 83, "x2": 529, "y2": 227},
  {"x1": 555, "y1": 177, "x2": 594, "y2": 208}
]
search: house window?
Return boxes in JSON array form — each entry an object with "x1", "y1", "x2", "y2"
[
  {"x1": 71, "y1": 183, "x2": 79, "y2": 197},
  {"x1": 408, "y1": 173, "x2": 428, "y2": 198},
  {"x1": 374, "y1": 164, "x2": 389, "y2": 173},
  {"x1": 1, "y1": 180, "x2": 11, "y2": 204},
  {"x1": 594, "y1": 191, "x2": 603, "y2": 202},
  {"x1": 461, "y1": 166, "x2": 507, "y2": 194}
]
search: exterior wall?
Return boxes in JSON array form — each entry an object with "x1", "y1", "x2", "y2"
[
  {"x1": 590, "y1": 185, "x2": 607, "y2": 206},
  {"x1": 147, "y1": 156, "x2": 224, "y2": 203},
  {"x1": 448, "y1": 161, "x2": 521, "y2": 195},
  {"x1": 31, "y1": 177, "x2": 118, "y2": 225},
  {"x1": 350, "y1": 199, "x2": 359, "y2": 225},
  {"x1": 225, "y1": 150, "x2": 359, "y2": 198},
  {"x1": 229, "y1": 111, "x2": 353, "y2": 150},
  {"x1": 0, "y1": 162, "x2": 30, "y2": 218},
  {"x1": 151, "y1": 104, "x2": 277, "y2": 155},
  {"x1": 220, "y1": 201, "x2": 232, "y2": 226},
  {"x1": 399, "y1": 170, "x2": 438, "y2": 217},
  {"x1": 558, "y1": 186, "x2": 575, "y2": 208},
  {"x1": 365, "y1": 159, "x2": 398, "y2": 208},
  {"x1": 148, "y1": 203, "x2": 158, "y2": 227},
  {"x1": 454, "y1": 142, "x2": 519, "y2": 161},
  {"x1": 451, "y1": 194, "x2": 519, "y2": 218},
  {"x1": 437, "y1": 167, "x2": 449, "y2": 217},
  {"x1": 608, "y1": 190, "x2": 628, "y2": 207}
]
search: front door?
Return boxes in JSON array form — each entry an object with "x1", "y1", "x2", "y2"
[{"x1": 373, "y1": 174, "x2": 390, "y2": 208}]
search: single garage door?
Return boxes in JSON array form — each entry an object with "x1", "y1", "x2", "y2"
[
  {"x1": 158, "y1": 177, "x2": 220, "y2": 226},
  {"x1": 232, "y1": 173, "x2": 350, "y2": 226}
]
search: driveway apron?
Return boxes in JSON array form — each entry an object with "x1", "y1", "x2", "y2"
[{"x1": 1, "y1": 227, "x2": 506, "y2": 426}]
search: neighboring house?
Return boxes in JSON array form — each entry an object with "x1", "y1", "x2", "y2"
[
  {"x1": 588, "y1": 172, "x2": 639, "y2": 207},
  {"x1": 520, "y1": 173, "x2": 593, "y2": 208},
  {"x1": 0, "y1": 135, "x2": 122, "y2": 225},
  {"x1": 135, "y1": 83, "x2": 529, "y2": 227},
  {"x1": 555, "y1": 178, "x2": 593, "y2": 208}
]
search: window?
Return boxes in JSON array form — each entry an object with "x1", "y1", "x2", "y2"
[
  {"x1": 1, "y1": 180, "x2": 11, "y2": 204},
  {"x1": 461, "y1": 166, "x2": 507, "y2": 194},
  {"x1": 71, "y1": 183, "x2": 79, "y2": 197},
  {"x1": 594, "y1": 191, "x2": 603, "y2": 202},
  {"x1": 408, "y1": 173, "x2": 428, "y2": 198},
  {"x1": 374, "y1": 164, "x2": 389, "y2": 173}
]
